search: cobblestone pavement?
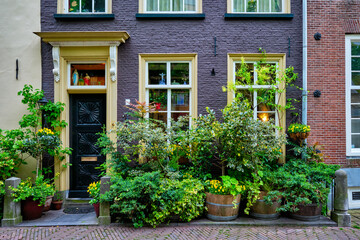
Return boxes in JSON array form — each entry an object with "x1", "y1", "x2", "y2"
[
  {"x1": 349, "y1": 209, "x2": 360, "y2": 228},
  {"x1": 1, "y1": 225, "x2": 360, "y2": 240}
]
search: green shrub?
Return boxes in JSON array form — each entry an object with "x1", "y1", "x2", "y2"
[{"x1": 102, "y1": 172, "x2": 205, "y2": 228}]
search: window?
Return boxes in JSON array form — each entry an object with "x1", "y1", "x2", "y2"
[
  {"x1": 229, "y1": 0, "x2": 290, "y2": 13},
  {"x1": 61, "y1": 0, "x2": 109, "y2": 13},
  {"x1": 69, "y1": 63, "x2": 106, "y2": 89},
  {"x1": 139, "y1": 54, "x2": 197, "y2": 126},
  {"x1": 346, "y1": 36, "x2": 360, "y2": 155},
  {"x1": 227, "y1": 54, "x2": 286, "y2": 128},
  {"x1": 140, "y1": 0, "x2": 202, "y2": 13}
]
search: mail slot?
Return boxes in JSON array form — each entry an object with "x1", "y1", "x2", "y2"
[{"x1": 81, "y1": 156, "x2": 97, "y2": 162}]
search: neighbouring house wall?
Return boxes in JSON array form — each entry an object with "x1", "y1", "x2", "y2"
[
  {"x1": 0, "y1": 0, "x2": 42, "y2": 178},
  {"x1": 307, "y1": 0, "x2": 360, "y2": 166},
  {"x1": 40, "y1": 0, "x2": 303, "y2": 123}
]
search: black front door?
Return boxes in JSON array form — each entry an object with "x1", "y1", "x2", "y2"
[{"x1": 69, "y1": 94, "x2": 106, "y2": 198}]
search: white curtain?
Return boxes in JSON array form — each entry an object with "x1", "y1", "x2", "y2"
[
  {"x1": 185, "y1": 0, "x2": 195, "y2": 11},
  {"x1": 147, "y1": 0, "x2": 158, "y2": 11},
  {"x1": 160, "y1": 0, "x2": 171, "y2": 11},
  {"x1": 233, "y1": 0, "x2": 245, "y2": 12}
]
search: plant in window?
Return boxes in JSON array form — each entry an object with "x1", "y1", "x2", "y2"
[{"x1": 247, "y1": 0, "x2": 257, "y2": 12}]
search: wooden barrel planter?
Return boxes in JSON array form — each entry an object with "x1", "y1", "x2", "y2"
[
  {"x1": 205, "y1": 192, "x2": 241, "y2": 221},
  {"x1": 290, "y1": 203, "x2": 322, "y2": 221},
  {"x1": 249, "y1": 191, "x2": 281, "y2": 220}
]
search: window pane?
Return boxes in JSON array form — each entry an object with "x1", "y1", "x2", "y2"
[
  {"x1": 257, "y1": 90, "x2": 275, "y2": 111},
  {"x1": 259, "y1": 0, "x2": 269, "y2": 12},
  {"x1": 233, "y1": 0, "x2": 245, "y2": 12},
  {"x1": 147, "y1": 0, "x2": 158, "y2": 11},
  {"x1": 247, "y1": 0, "x2": 257, "y2": 12},
  {"x1": 352, "y1": 120, "x2": 360, "y2": 133},
  {"x1": 352, "y1": 135, "x2": 360, "y2": 148},
  {"x1": 150, "y1": 112, "x2": 167, "y2": 124},
  {"x1": 70, "y1": 63, "x2": 106, "y2": 86},
  {"x1": 81, "y1": 0, "x2": 92, "y2": 12},
  {"x1": 171, "y1": 89, "x2": 189, "y2": 111},
  {"x1": 171, "y1": 63, "x2": 189, "y2": 85},
  {"x1": 352, "y1": 90, "x2": 360, "y2": 103},
  {"x1": 352, "y1": 42, "x2": 360, "y2": 56},
  {"x1": 171, "y1": 112, "x2": 189, "y2": 122},
  {"x1": 235, "y1": 63, "x2": 254, "y2": 85},
  {"x1": 184, "y1": 0, "x2": 196, "y2": 11},
  {"x1": 159, "y1": 0, "x2": 170, "y2": 11},
  {"x1": 352, "y1": 72, "x2": 360, "y2": 86},
  {"x1": 235, "y1": 90, "x2": 253, "y2": 106},
  {"x1": 352, "y1": 57, "x2": 360, "y2": 71},
  {"x1": 94, "y1": 0, "x2": 105, "y2": 12},
  {"x1": 257, "y1": 112, "x2": 275, "y2": 122},
  {"x1": 257, "y1": 63, "x2": 276, "y2": 85},
  {"x1": 148, "y1": 63, "x2": 167, "y2": 85},
  {"x1": 69, "y1": 0, "x2": 80, "y2": 12},
  {"x1": 150, "y1": 89, "x2": 167, "y2": 111},
  {"x1": 271, "y1": 0, "x2": 282, "y2": 12},
  {"x1": 352, "y1": 105, "x2": 360, "y2": 118},
  {"x1": 173, "y1": 0, "x2": 183, "y2": 11}
]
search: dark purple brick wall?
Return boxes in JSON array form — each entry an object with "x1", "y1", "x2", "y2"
[{"x1": 41, "y1": 0, "x2": 303, "y2": 121}]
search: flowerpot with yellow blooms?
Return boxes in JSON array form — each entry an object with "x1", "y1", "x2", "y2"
[
  {"x1": 204, "y1": 176, "x2": 246, "y2": 221},
  {"x1": 10, "y1": 175, "x2": 55, "y2": 220},
  {"x1": 88, "y1": 181, "x2": 100, "y2": 217},
  {"x1": 287, "y1": 123, "x2": 311, "y2": 144}
]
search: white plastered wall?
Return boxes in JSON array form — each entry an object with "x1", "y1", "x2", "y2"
[{"x1": 0, "y1": 0, "x2": 42, "y2": 179}]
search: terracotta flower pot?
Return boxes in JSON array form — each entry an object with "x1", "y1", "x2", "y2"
[
  {"x1": 205, "y1": 192, "x2": 241, "y2": 221},
  {"x1": 21, "y1": 198, "x2": 44, "y2": 220},
  {"x1": 93, "y1": 203, "x2": 100, "y2": 218},
  {"x1": 43, "y1": 196, "x2": 53, "y2": 212},
  {"x1": 249, "y1": 191, "x2": 281, "y2": 220},
  {"x1": 52, "y1": 200, "x2": 63, "y2": 210}
]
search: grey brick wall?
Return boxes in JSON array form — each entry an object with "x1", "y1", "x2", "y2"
[{"x1": 41, "y1": 0, "x2": 303, "y2": 122}]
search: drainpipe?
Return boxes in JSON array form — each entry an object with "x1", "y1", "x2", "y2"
[{"x1": 302, "y1": 0, "x2": 308, "y2": 125}]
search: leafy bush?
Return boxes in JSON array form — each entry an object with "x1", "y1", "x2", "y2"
[
  {"x1": 10, "y1": 175, "x2": 55, "y2": 206},
  {"x1": 102, "y1": 172, "x2": 205, "y2": 228}
]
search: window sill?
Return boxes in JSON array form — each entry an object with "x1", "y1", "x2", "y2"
[
  {"x1": 224, "y1": 13, "x2": 293, "y2": 20},
  {"x1": 54, "y1": 14, "x2": 115, "y2": 20},
  {"x1": 136, "y1": 13, "x2": 205, "y2": 20}
]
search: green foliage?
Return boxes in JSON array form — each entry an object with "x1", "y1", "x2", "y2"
[
  {"x1": 10, "y1": 175, "x2": 55, "y2": 206},
  {"x1": 15, "y1": 85, "x2": 72, "y2": 177},
  {"x1": 264, "y1": 157, "x2": 340, "y2": 213},
  {"x1": 53, "y1": 191, "x2": 63, "y2": 201},
  {"x1": 226, "y1": 50, "x2": 300, "y2": 119},
  {"x1": 289, "y1": 142, "x2": 325, "y2": 163},
  {"x1": 190, "y1": 99, "x2": 286, "y2": 176},
  {"x1": 205, "y1": 176, "x2": 245, "y2": 197},
  {"x1": 88, "y1": 181, "x2": 100, "y2": 204},
  {"x1": 102, "y1": 172, "x2": 205, "y2": 228}
]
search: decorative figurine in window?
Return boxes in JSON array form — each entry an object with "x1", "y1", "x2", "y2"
[
  {"x1": 84, "y1": 73, "x2": 90, "y2": 86},
  {"x1": 159, "y1": 73, "x2": 166, "y2": 85},
  {"x1": 79, "y1": 74, "x2": 84, "y2": 86},
  {"x1": 72, "y1": 69, "x2": 79, "y2": 86}
]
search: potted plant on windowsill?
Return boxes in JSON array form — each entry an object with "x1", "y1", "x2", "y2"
[
  {"x1": 10, "y1": 175, "x2": 55, "y2": 220},
  {"x1": 88, "y1": 181, "x2": 100, "y2": 217}
]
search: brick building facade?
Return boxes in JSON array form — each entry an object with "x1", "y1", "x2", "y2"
[
  {"x1": 38, "y1": 0, "x2": 303, "y2": 194},
  {"x1": 307, "y1": 0, "x2": 360, "y2": 167}
]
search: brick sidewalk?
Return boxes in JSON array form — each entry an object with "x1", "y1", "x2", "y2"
[{"x1": 1, "y1": 225, "x2": 360, "y2": 240}]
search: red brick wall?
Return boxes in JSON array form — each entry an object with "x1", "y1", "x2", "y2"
[{"x1": 307, "y1": 0, "x2": 360, "y2": 167}]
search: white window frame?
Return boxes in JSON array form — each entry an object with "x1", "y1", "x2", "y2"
[
  {"x1": 67, "y1": 61, "x2": 107, "y2": 90},
  {"x1": 231, "y1": 0, "x2": 285, "y2": 13},
  {"x1": 144, "y1": 0, "x2": 198, "y2": 13},
  {"x1": 145, "y1": 61, "x2": 192, "y2": 126},
  {"x1": 233, "y1": 61, "x2": 279, "y2": 126},
  {"x1": 64, "y1": 0, "x2": 108, "y2": 13},
  {"x1": 346, "y1": 35, "x2": 360, "y2": 156}
]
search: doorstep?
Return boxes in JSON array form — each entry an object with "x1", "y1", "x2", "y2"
[{"x1": 16, "y1": 209, "x2": 98, "y2": 227}]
